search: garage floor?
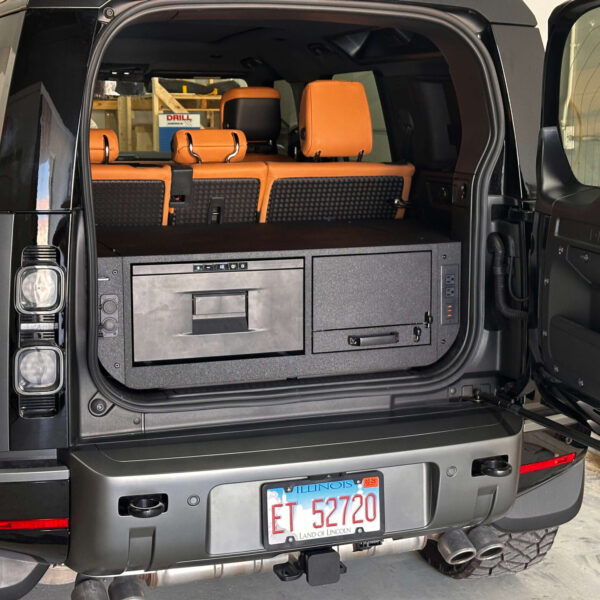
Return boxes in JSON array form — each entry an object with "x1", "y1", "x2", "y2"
[{"x1": 27, "y1": 455, "x2": 600, "y2": 600}]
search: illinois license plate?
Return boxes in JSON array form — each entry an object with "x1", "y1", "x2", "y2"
[{"x1": 262, "y1": 472, "x2": 384, "y2": 550}]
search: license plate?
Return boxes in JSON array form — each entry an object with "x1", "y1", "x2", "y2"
[{"x1": 262, "y1": 472, "x2": 384, "y2": 550}]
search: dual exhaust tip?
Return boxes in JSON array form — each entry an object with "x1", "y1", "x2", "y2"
[{"x1": 437, "y1": 525, "x2": 505, "y2": 565}]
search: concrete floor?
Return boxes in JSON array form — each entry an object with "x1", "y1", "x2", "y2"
[{"x1": 27, "y1": 455, "x2": 600, "y2": 600}]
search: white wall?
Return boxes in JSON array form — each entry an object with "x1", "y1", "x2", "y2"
[{"x1": 526, "y1": 0, "x2": 564, "y2": 45}]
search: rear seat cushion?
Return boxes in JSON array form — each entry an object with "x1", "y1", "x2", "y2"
[
  {"x1": 172, "y1": 162, "x2": 268, "y2": 225},
  {"x1": 172, "y1": 129, "x2": 247, "y2": 164},
  {"x1": 171, "y1": 129, "x2": 265, "y2": 225},
  {"x1": 259, "y1": 161, "x2": 415, "y2": 222},
  {"x1": 90, "y1": 129, "x2": 172, "y2": 227},
  {"x1": 260, "y1": 80, "x2": 415, "y2": 222},
  {"x1": 241, "y1": 153, "x2": 292, "y2": 163},
  {"x1": 91, "y1": 164, "x2": 172, "y2": 227},
  {"x1": 299, "y1": 80, "x2": 373, "y2": 158}
]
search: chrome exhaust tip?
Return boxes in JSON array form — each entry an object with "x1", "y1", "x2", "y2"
[
  {"x1": 436, "y1": 529, "x2": 477, "y2": 565},
  {"x1": 468, "y1": 525, "x2": 505, "y2": 561}
]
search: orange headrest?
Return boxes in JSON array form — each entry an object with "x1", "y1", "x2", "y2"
[
  {"x1": 89, "y1": 129, "x2": 119, "y2": 164},
  {"x1": 299, "y1": 81, "x2": 373, "y2": 158},
  {"x1": 171, "y1": 129, "x2": 247, "y2": 165}
]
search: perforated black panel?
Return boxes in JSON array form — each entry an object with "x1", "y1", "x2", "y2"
[
  {"x1": 93, "y1": 181, "x2": 165, "y2": 228},
  {"x1": 266, "y1": 176, "x2": 404, "y2": 222},
  {"x1": 172, "y1": 178, "x2": 259, "y2": 225}
]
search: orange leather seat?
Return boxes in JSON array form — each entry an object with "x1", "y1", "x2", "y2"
[
  {"x1": 220, "y1": 87, "x2": 292, "y2": 162},
  {"x1": 260, "y1": 80, "x2": 415, "y2": 223},
  {"x1": 170, "y1": 129, "x2": 266, "y2": 225},
  {"x1": 90, "y1": 129, "x2": 171, "y2": 228}
]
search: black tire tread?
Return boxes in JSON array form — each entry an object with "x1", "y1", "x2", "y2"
[{"x1": 420, "y1": 526, "x2": 558, "y2": 579}]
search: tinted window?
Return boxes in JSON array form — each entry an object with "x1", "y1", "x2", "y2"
[
  {"x1": 0, "y1": 11, "x2": 24, "y2": 135},
  {"x1": 0, "y1": 10, "x2": 96, "y2": 211}
]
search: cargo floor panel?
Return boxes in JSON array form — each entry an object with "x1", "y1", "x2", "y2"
[
  {"x1": 97, "y1": 220, "x2": 460, "y2": 389},
  {"x1": 96, "y1": 219, "x2": 452, "y2": 256}
]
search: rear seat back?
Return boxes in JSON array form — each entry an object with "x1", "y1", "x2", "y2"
[
  {"x1": 90, "y1": 130, "x2": 171, "y2": 228},
  {"x1": 260, "y1": 80, "x2": 415, "y2": 223},
  {"x1": 170, "y1": 129, "x2": 265, "y2": 225},
  {"x1": 220, "y1": 87, "x2": 292, "y2": 162}
]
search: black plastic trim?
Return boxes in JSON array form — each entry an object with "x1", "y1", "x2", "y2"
[{"x1": 494, "y1": 458, "x2": 585, "y2": 532}]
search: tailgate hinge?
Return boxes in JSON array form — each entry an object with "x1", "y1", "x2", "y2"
[{"x1": 506, "y1": 206, "x2": 535, "y2": 224}]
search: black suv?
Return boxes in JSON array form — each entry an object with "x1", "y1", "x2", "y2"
[{"x1": 1, "y1": 1, "x2": 599, "y2": 598}]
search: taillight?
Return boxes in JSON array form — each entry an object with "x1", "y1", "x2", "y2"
[
  {"x1": 15, "y1": 265, "x2": 64, "y2": 314},
  {"x1": 14, "y1": 346, "x2": 64, "y2": 396},
  {"x1": 0, "y1": 518, "x2": 69, "y2": 531},
  {"x1": 519, "y1": 453, "x2": 576, "y2": 474},
  {"x1": 13, "y1": 246, "x2": 65, "y2": 417}
]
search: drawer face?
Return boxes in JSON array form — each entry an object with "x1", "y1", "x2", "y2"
[
  {"x1": 313, "y1": 324, "x2": 431, "y2": 353},
  {"x1": 132, "y1": 265, "x2": 304, "y2": 362},
  {"x1": 312, "y1": 252, "x2": 432, "y2": 331}
]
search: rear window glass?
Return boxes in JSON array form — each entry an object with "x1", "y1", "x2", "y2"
[
  {"x1": 91, "y1": 76, "x2": 247, "y2": 159},
  {"x1": 559, "y1": 7, "x2": 600, "y2": 185},
  {"x1": 332, "y1": 70, "x2": 391, "y2": 162}
]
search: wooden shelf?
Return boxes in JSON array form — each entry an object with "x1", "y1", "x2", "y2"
[{"x1": 92, "y1": 78, "x2": 223, "y2": 152}]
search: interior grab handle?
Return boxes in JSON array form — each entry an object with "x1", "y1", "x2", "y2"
[{"x1": 348, "y1": 332, "x2": 399, "y2": 347}]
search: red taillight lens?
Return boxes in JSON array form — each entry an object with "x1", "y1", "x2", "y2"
[
  {"x1": 519, "y1": 453, "x2": 576, "y2": 475},
  {"x1": 0, "y1": 518, "x2": 69, "y2": 530}
]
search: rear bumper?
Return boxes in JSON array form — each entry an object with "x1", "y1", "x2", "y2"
[
  {"x1": 494, "y1": 456, "x2": 585, "y2": 532},
  {"x1": 66, "y1": 406, "x2": 522, "y2": 575}
]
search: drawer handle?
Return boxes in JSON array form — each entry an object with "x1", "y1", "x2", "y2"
[{"x1": 348, "y1": 332, "x2": 399, "y2": 347}]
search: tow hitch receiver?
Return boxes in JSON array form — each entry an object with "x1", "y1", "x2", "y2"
[{"x1": 274, "y1": 548, "x2": 347, "y2": 586}]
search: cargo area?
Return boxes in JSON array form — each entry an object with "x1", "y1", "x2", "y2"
[
  {"x1": 97, "y1": 219, "x2": 460, "y2": 388},
  {"x1": 84, "y1": 5, "x2": 501, "y2": 424}
]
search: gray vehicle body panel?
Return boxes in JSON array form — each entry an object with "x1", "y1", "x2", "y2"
[
  {"x1": 67, "y1": 407, "x2": 522, "y2": 574},
  {"x1": 495, "y1": 458, "x2": 586, "y2": 532}
]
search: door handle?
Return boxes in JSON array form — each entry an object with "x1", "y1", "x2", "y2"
[{"x1": 348, "y1": 332, "x2": 399, "y2": 347}]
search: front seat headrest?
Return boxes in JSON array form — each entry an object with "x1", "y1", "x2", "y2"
[
  {"x1": 220, "y1": 87, "x2": 281, "y2": 143},
  {"x1": 299, "y1": 80, "x2": 373, "y2": 159}
]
